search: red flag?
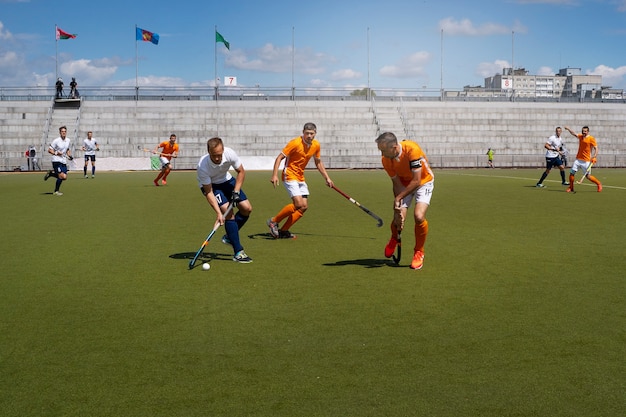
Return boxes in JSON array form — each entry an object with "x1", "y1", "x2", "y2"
[{"x1": 56, "y1": 26, "x2": 76, "y2": 40}]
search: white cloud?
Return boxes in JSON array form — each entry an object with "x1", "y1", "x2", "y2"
[
  {"x1": 476, "y1": 60, "x2": 511, "y2": 78},
  {"x1": 587, "y1": 64, "x2": 626, "y2": 87},
  {"x1": 0, "y1": 50, "x2": 27, "y2": 84},
  {"x1": 379, "y1": 51, "x2": 431, "y2": 78},
  {"x1": 330, "y1": 69, "x2": 362, "y2": 81},
  {"x1": 309, "y1": 78, "x2": 329, "y2": 86},
  {"x1": 0, "y1": 21, "x2": 13, "y2": 40},
  {"x1": 0, "y1": 50, "x2": 20, "y2": 68},
  {"x1": 439, "y1": 17, "x2": 527, "y2": 36},
  {"x1": 225, "y1": 43, "x2": 330, "y2": 76},
  {"x1": 116, "y1": 75, "x2": 186, "y2": 88},
  {"x1": 55, "y1": 58, "x2": 126, "y2": 87}
]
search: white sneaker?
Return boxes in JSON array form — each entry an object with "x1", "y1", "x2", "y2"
[
  {"x1": 233, "y1": 250, "x2": 252, "y2": 263},
  {"x1": 53, "y1": 191, "x2": 63, "y2": 196}
]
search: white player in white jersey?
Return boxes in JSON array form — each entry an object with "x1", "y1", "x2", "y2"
[
  {"x1": 197, "y1": 137, "x2": 253, "y2": 263},
  {"x1": 81, "y1": 131, "x2": 99, "y2": 178},
  {"x1": 44, "y1": 126, "x2": 73, "y2": 195},
  {"x1": 536, "y1": 127, "x2": 568, "y2": 187}
]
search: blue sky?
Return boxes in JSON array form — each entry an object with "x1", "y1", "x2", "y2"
[{"x1": 2, "y1": 0, "x2": 626, "y2": 90}]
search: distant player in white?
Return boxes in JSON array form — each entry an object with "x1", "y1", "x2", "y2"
[
  {"x1": 81, "y1": 131, "x2": 99, "y2": 178},
  {"x1": 536, "y1": 127, "x2": 568, "y2": 187},
  {"x1": 44, "y1": 125, "x2": 73, "y2": 195},
  {"x1": 197, "y1": 137, "x2": 253, "y2": 263}
]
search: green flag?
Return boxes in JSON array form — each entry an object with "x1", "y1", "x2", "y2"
[{"x1": 216, "y1": 31, "x2": 230, "y2": 50}]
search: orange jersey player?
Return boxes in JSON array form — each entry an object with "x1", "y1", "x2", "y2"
[
  {"x1": 267, "y1": 122, "x2": 333, "y2": 239},
  {"x1": 564, "y1": 126, "x2": 602, "y2": 193},
  {"x1": 153, "y1": 134, "x2": 179, "y2": 186},
  {"x1": 376, "y1": 132, "x2": 434, "y2": 270}
]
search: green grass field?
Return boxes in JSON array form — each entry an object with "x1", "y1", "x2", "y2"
[{"x1": 1, "y1": 168, "x2": 624, "y2": 417}]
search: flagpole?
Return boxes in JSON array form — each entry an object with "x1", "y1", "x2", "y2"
[
  {"x1": 440, "y1": 28, "x2": 444, "y2": 101},
  {"x1": 291, "y1": 26, "x2": 294, "y2": 98},
  {"x1": 214, "y1": 25, "x2": 220, "y2": 134},
  {"x1": 135, "y1": 24, "x2": 139, "y2": 101},
  {"x1": 55, "y1": 25, "x2": 58, "y2": 81},
  {"x1": 367, "y1": 27, "x2": 370, "y2": 101},
  {"x1": 214, "y1": 25, "x2": 219, "y2": 103},
  {"x1": 511, "y1": 30, "x2": 515, "y2": 102}
]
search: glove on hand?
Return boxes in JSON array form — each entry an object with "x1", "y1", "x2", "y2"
[
  {"x1": 591, "y1": 157, "x2": 597, "y2": 164},
  {"x1": 231, "y1": 191, "x2": 242, "y2": 204}
]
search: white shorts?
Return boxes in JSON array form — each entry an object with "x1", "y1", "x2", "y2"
[
  {"x1": 283, "y1": 180, "x2": 309, "y2": 198},
  {"x1": 160, "y1": 156, "x2": 171, "y2": 168},
  {"x1": 570, "y1": 159, "x2": 591, "y2": 174},
  {"x1": 400, "y1": 180, "x2": 434, "y2": 208}
]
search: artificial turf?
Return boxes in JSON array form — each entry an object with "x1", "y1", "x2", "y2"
[{"x1": 0, "y1": 168, "x2": 624, "y2": 416}]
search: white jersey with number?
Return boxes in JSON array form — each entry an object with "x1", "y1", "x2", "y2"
[
  {"x1": 49, "y1": 137, "x2": 71, "y2": 164},
  {"x1": 196, "y1": 147, "x2": 242, "y2": 186},
  {"x1": 545, "y1": 135, "x2": 563, "y2": 158}
]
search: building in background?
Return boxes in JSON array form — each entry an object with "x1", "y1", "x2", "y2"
[{"x1": 468, "y1": 67, "x2": 613, "y2": 99}]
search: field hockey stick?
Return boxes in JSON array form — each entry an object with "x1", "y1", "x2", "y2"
[
  {"x1": 137, "y1": 146, "x2": 155, "y2": 153},
  {"x1": 392, "y1": 231, "x2": 402, "y2": 264},
  {"x1": 331, "y1": 185, "x2": 383, "y2": 227},
  {"x1": 137, "y1": 146, "x2": 175, "y2": 157},
  {"x1": 576, "y1": 161, "x2": 594, "y2": 184},
  {"x1": 188, "y1": 203, "x2": 235, "y2": 269},
  {"x1": 64, "y1": 149, "x2": 76, "y2": 169},
  {"x1": 138, "y1": 146, "x2": 168, "y2": 155}
]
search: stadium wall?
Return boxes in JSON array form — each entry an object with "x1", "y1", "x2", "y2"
[{"x1": 1, "y1": 99, "x2": 624, "y2": 171}]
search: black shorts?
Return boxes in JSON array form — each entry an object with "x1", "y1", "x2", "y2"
[
  {"x1": 545, "y1": 156, "x2": 563, "y2": 169},
  {"x1": 84, "y1": 155, "x2": 96, "y2": 162},
  {"x1": 200, "y1": 177, "x2": 248, "y2": 206}
]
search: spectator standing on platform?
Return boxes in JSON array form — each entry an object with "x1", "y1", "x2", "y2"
[
  {"x1": 69, "y1": 77, "x2": 79, "y2": 98},
  {"x1": 55, "y1": 78, "x2": 64, "y2": 98}
]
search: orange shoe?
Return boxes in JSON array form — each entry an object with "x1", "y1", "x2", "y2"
[
  {"x1": 597, "y1": 183, "x2": 602, "y2": 192},
  {"x1": 566, "y1": 187, "x2": 574, "y2": 193},
  {"x1": 161, "y1": 179, "x2": 167, "y2": 185},
  {"x1": 153, "y1": 180, "x2": 159, "y2": 186},
  {"x1": 410, "y1": 250, "x2": 425, "y2": 270},
  {"x1": 384, "y1": 237, "x2": 398, "y2": 258}
]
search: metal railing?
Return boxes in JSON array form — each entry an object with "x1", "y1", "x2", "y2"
[
  {"x1": 2, "y1": 86, "x2": 625, "y2": 103},
  {"x1": 4, "y1": 152, "x2": 624, "y2": 173}
]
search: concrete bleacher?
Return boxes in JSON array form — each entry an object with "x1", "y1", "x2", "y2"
[{"x1": 1, "y1": 98, "x2": 625, "y2": 171}]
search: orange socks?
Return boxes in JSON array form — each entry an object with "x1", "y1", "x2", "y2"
[
  {"x1": 587, "y1": 175, "x2": 601, "y2": 186},
  {"x1": 274, "y1": 204, "x2": 296, "y2": 224},
  {"x1": 273, "y1": 204, "x2": 304, "y2": 231},
  {"x1": 414, "y1": 220, "x2": 429, "y2": 253},
  {"x1": 282, "y1": 209, "x2": 304, "y2": 230}
]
